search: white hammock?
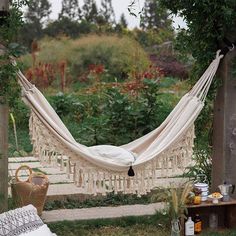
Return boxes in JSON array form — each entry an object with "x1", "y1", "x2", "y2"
[{"x1": 16, "y1": 51, "x2": 223, "y2": 196}]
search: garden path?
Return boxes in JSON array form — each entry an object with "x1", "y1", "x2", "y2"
[{"x1": 42, "y1": 202, "x2": 165, "y2": 223}]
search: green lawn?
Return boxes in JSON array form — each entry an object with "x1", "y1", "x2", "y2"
[
  {"x1": 47, "y1": 214, "x2": 236, "y2": 236},
  {"x1": 48, "y1": 214, "x2": 169, "y2": 236}
]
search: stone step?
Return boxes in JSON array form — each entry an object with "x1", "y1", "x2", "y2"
[
  {"x1": 8, "y1": 183, "x2": 88, "y2": 202},
  {"x1": 9, "y1": 173, "x2": 73, "y2": 184},
  {"x1": 9, "y1": 162, "x2": 43, "y2": 170},
  {"x1": 9, "y1": 156, "x2": 38, "y2": 163},
  {"x1": 42, "y1": 202, "x2": 165, "y2": 223},
  {"x1": 9, "y1": 166, "x2": 66, "y2": 176}
]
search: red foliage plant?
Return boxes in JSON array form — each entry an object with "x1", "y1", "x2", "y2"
[
  {"x1": 88, "y1": 64, "x2": 104, "y2": 75},
  {"x1": 85, "y1": 63, "x2": 164, "y2": 96},
  {"x1": 142, "y1": 64, "x2": 165, "y2": 79},
  {"x1": 149, "y1": 54, "x2": 189, "y2": 80},
  {"x1": 26, "y1": 62, "x2": 56, "y2": 88},
  {"x1": 121, "y1": 64, "x2": 164, "y2": 96},
  {"x1": 25, "y1": 60, "x2": 70, "y2": 90}
]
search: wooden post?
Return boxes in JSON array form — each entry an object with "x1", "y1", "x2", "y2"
[
  {"x1": 212, "y1": 33, "x2": 236, "y2": 196},
  {"x1": 0, "y1": 0, "x2": 9, "y2": 213},
  {"x1": 0, "y1": 0, "x2": 9, "y2": 22},
  {"x1": 0, "y1": 1, "x2": 9, "y2": 11},
  {"x1": 0, "y1": 103, "x2": 8, "y2": 212}
]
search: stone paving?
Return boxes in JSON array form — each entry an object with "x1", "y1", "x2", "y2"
[
  {"x1": 8, "y1": 156, "x2": 186, "y2": 222},
  {"x1": 42, "y1": 202, "x2": 165, "y2": 223}
]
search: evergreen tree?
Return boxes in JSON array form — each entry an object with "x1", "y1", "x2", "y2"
[
  {"x1": 119, "y1": 13, "x2": 128, "y2": 28},
  {"x1": 82, "y1": 0, "x2": 98, "y2": 23},
  {"x1": 141, "y1": 0, "x2": 172, "y2": 31},
  {"x1": 100, "y1": 0, "x2": 116, "y2": 24},
  {"x1": 25, "y1": 0, "x2": 51, "y2": 25},
  {"x1": 59, "y1": 0, "x2": 82, "y2": 20},
  {"x1": 21, "y1": 0, "x2": 51, "y2": 47}
]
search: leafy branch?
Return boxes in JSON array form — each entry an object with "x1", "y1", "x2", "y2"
[{"x1": 0, "y1": 0, "x2": 28, "y2": 106}]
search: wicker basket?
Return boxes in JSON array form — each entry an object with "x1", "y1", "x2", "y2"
[{"x1": 11, "y1": 165, "x2": 49, "y2": 216}]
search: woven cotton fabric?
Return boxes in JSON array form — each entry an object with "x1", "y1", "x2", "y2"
[{"x1": 0, "y1": 205, "x2": 43, "y2": 236}]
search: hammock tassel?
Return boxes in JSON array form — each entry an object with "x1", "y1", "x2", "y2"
[{"x1": 128, "y1": 166, "x2": 135, "y2": 177}]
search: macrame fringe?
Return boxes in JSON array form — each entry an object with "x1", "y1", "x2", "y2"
[{"x1": 29, "y1": 112, "x2": 194, "y2": 196}]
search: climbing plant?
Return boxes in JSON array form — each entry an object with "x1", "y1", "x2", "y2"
[
  {"x1": 0, "y1": 0, "x2": 28, "y2": 106},
  {"x1": 160, "y1": 1, "x2": 236, "y2": 72}
]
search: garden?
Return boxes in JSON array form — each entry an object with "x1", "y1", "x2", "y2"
[
  {"x1": 11, "y1": 34, "x2": 189, "y2": 156},
  {"x1": 1, "y1": 0, "x2": 236, "y2": 236}
]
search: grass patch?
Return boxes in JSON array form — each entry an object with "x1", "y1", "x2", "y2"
[
  {"x1": 8, "y1": 127, "x2": 32, "y2": 157},
  {"x1": 202, "y1": 230, "x2": 236, "y2": 235},
  {"x1": 44, "y1": 190, "x2": 164, "y2": 211},
  {"x1": 47, "y1": 214, "x2": 236, "y2": 236},
  {"x1": 48, "y1": 213, "x2": 170, "y2": 236}
]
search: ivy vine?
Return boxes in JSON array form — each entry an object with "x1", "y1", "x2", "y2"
[{"x1": 0, "y1": 0, "x2": 28, "y2": 106}]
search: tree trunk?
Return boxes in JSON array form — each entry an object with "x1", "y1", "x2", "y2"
[
  {"x1": 212, "y1": 37, "x2": 236, "y2": 195},
  {"x1": 0, "y1": 103, "x2": 8, "y2": 212},
  {"x1": 0, "y1": 0, "x2": 9, "y2": 213}
]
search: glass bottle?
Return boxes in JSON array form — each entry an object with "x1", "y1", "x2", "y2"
[
  {"x1": 209, "y1": 213, "x2": 218, "y2": 230},
  {"x1": 194, "y1": 214, "x2": 202, "y2": 234},
  {"x1": 185, "y1": 217, "x2": 194, "y2": 236}
]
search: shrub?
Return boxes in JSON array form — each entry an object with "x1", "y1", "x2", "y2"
[
  {"x1": 150, "y1": 54, "x2": 189, "y2": 80},
  {"x1": 43, "y1": 78, "x2": 178, "y2": 147},
  {"x1": 9, "y1": 98, "x2": 32, "y2": 156},
  {"x1": 70, "y1": 35, "x2": 150, "y2": 80},
  {"x1": 48, "y1": 92, "x2": 84, "y2": 120},
  {"x1": 20, "y1": 35, "x2": 150, "y2": 86},
  {"x1": 184, "y1": 148, "x2": 212, "y2": 185}
]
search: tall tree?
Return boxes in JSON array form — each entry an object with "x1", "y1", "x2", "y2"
[
  {"x1": 119, "y1": 13, "x2": 128, "y2": 28},
  {"x1": 59, "y1": 0, "x2": 82, "y2": 20},
  {"x1": 25, "y1": 0, "x2": 51, "y2": 25},
  {"x1": 141, "y1": 0, "x2": 172, "y2": 31},
  {"x1": 21, "y1": 0, "x2": 51, "y2": 46},
  {"x1": 100, "y1": 0, "x2": 116, "y2": 24},
  {"x1": 82, "y1": 0, "x2": 98, "y2": 23}
]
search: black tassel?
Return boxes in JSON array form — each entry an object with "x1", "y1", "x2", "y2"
[{"x1": 128, "y1": 166, "x2": 135, "y2": 176}]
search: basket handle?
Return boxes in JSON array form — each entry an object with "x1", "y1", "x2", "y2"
[
  {"x1": 29, "y1": 172, "x2": 49, "y2": 184},
  {"x1": 15, "y1": 165, "x2": 33, "y2": 183}
]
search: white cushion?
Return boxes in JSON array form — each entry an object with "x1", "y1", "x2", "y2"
[
  {"x1": 88, "y1": 145, "x2": 136, "y2": 165},
  {"x1": 19, "y1": 224, "x2": 55, "y2": 236},
  {"x1": 0, "y1": 205, "x2": 56, "y2": 236}
]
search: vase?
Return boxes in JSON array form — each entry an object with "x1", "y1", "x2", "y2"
[{"x1": 171, "y1": 219, "x2": 181, "y2": 236}]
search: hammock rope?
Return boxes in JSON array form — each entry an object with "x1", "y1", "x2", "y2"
[{"x1": 16, "y1": 51, "x2": 223, "y2": 196}]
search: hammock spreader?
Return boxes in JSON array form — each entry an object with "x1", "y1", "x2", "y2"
[{"x1": 16, "y1": 51, "x2": 224, "y2": 196}]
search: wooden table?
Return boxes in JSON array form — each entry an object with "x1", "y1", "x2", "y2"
[{"x1": 181, "y1": 199, "x2": 236, "y2": 235}]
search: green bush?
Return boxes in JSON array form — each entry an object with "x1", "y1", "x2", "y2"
[
  {"x1": 20, "y1": 35, "x2": 150, "y2": 82},
  {"x1": 8, "y1": 77, "x2": 187, "y2": 155},
  {"x1": 48, "y1": 92, "x2": 84, "y2": 119},
  {"x1": 8, "y1": 98, "x2": 32, "y2": 156},
  {"x1": 70, "y1": 35, "x2": 150, "y2": 79}
]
